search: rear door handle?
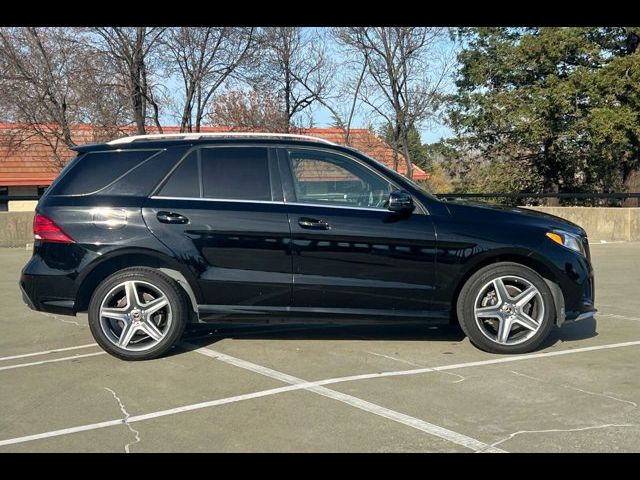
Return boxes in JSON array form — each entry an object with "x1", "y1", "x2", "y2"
[
  {"x1": 298, "y1": 217, "x2": 330, "y2": 230},
  {"x1": 157, "y1": 211, "x2": 189, "y2": 224}
]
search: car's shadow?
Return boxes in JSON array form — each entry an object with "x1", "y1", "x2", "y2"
[
  {"x1": 541, "y1": 316, "x2": 599, "y2": 348},
  {"x1": 174, "y1": 317, "x2": 598, "y2": 356},
  {"x1": 176, "y1": 322, "x2": 466, "y2": 353}
]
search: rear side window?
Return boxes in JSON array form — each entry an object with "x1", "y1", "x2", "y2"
[
  {"x1": 158, "y1": 152, "x2": 199, "y2": 197},
  {"x1": 158, "y1": 147, "x2": 271, "y2": 201},
  {"x1": 48, "y1": 150, "x2": 160, "y2": 196},
  {"x1": 201, "y1": 147, "x2": 270, "y2": 201}
]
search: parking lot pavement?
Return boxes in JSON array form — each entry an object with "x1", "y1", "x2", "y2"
[{"x1": 1, "y1": 243, "x2": 639, "y2": 452}]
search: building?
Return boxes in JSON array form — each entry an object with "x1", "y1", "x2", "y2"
[{"x1": 0, "y1": 124, "x2": 428, "y2": 211}]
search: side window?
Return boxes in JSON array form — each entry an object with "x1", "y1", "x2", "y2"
[
  {"x1": 158, "y1": 152, "x2": 199, "y2": 198},
  {"x1": 287, "y1": 149, "x2": 393, "y2": 209},
  {"x1": 201, "y1": 147, "x2": 271, "y2": 201},
  {"x1": 48, "y1": 150, "x2": 160, "y2": 196}
]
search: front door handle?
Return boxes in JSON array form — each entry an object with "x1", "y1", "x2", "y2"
[
  {"x1": 298, "y1": 217, "x2": 330, "y2": 230},
  {"x1": 157, "y1": 211, "x2": 189, "y2": 224}
]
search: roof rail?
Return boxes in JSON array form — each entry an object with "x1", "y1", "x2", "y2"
[{"x1": 107, "y1": 132, "x2": 335, "y2": 145}]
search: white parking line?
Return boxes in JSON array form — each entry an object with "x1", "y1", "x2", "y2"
[
  {"x1": 0, "y1": 343, "x2": 97, "y2": 362},
  {"x1": 2, "y1": 339, "x2": 639, "y2": 450},
  {"x1": 599, "y1": 313, "x2": 640, "y2": 322},
  {"x1": 0, "y1": 352, "x2": 105, "y2": 372},
  {"x1": 187, "y1": 344, "x2": 505, "y2": 453}
]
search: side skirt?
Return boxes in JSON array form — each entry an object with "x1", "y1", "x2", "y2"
[{"x1": 196, "y1": 304, "x2": 450, "y2": 324}]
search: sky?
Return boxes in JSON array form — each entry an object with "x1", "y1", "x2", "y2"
[
  {"x1": 311, "y1": 103, "x2": 455, "y2": 144},
  {"x1": 306, "y1": 28, "x2": 458, "y2": 145}
]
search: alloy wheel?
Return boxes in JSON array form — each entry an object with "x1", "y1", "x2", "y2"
[
  {"x1": 473, "y1": 275, "x2": 545, "y2": 346},
  {"x1": 99, "y1": 280, "x2": 172, "y2": 351}
]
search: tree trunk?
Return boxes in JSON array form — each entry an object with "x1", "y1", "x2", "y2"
[
  {"x1": 623, "y1": 166, "x2": 640, "y2": 207},
  {"x1": 542, "y1": 137, "x2": 559, "y2": 206},
  {"x1": 400, "y1": 131, "x2": 413, "y2": 180},
  {"x1": 543, "y1": 178, "x2": 560, "y2": 206}
]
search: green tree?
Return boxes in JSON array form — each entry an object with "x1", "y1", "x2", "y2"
[
  {"x1": 448, "y1": 27, "x2": 640, "y2": 203},
  {"x1": 381, "y1": 124, "x2": 430, "y2": 170}
]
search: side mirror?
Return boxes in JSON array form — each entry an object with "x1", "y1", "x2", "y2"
[{"x1": 387, "y1": 190, "x2": 415, "y2": 213}]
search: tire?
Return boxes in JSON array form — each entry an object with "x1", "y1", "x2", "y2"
[
  {"x1": 456, "y1": 262, "x2": 556, "y2": 354},
  {"x1": 88, "y1": 267, "x2": 189, "y2": 361}
]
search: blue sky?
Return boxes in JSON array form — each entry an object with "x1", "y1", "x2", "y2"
[
  {"x1": 308, "y1": 28, "x2": 459, "y2": 144},
  {"x1": 311, "y1": 103, "x2": 455, "y2": 144}
]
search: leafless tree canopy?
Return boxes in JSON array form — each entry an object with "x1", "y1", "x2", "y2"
[
  {"x1": 0, "y1": 28, "x2": 82, "y2": 149},
  {"x1": 160, "y1": 27, "x2": 256, "y2": 132},
  {"x1": 209, "y1": 88, "x2": 289, "y2": 132},
  {"x1": 0, "y1": 26, "x2": 451, "y2": 176},
  {"x1": 256, "y1": 27, "x2": 333, "y2": 131},
  {"x1": 87, "y1": 27, "x2": 167, "y2": 134},
  {"x1": 0, "y1": 27, "x2": 126, "y2": 165},
  {"x1": 336, "y1": 27, "x2": 450, "y2": 177}
]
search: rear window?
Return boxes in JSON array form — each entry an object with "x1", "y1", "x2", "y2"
[{"x1": 48, "y1": 150, "x2": 160, "y2": 196}]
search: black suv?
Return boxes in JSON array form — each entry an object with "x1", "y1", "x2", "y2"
[{"x1": 20, "y1": 133, "x2": 595, "y2": 360}]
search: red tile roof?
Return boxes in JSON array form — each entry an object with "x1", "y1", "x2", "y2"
[{"x1": 0, "y1": 124, "x2": 428, "y2": 186}]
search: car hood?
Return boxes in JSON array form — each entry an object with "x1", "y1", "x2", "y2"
[{"x1": 442, "y1": 199, "x2": 587, "y2": 236}]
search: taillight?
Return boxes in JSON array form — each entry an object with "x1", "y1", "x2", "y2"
[{"x1": 33, "y1": 213, "x2": 75, "y2": 243}]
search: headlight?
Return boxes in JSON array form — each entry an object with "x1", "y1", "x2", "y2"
[{"x1": 546, "y1": 230, "x2": 586, "y2": 256}]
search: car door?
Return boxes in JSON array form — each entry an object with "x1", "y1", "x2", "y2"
[
  {"x1": 279, "y1": 146, "x2": 439, "y2": 317},
  {"x1": 143, "y1": 145, "x2": 292, "y2": 318}
]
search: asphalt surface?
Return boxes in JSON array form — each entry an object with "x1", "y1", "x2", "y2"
[{"x1": 1, "y1": 242, "x2": 639, "y2": 452}]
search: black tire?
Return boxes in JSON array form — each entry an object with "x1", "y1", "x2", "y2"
[
  {"x1": 88, "y1": 267, "x2": 189, "y2": 361},
  {"x1": 456, "y1": 262, "x2": 556, "y2": 354}
]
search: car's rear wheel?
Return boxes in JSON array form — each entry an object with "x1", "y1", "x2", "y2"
[
  {"x1": 457, "y1": 262, "x2": 556, "y2": 354},
  {"x1": 88, "y1": 267, "x2": 188, "y2": 360}
]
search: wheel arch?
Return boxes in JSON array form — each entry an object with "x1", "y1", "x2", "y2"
[
  {"x1": 450, "y1": 252, "x2": 565, "y2": 326},
  {"x1": 74, "y1": 249, "x2": 200, "y2": 314}
]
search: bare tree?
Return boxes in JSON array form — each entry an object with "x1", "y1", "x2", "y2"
[
  {"x1": 0, "y1": 27, "x2": 88, "y2": 165},
  {"x1": 87, "y1": 27, "x2": 166, "y2": 134},
  {"x1": 336, "y1": 27, "x2": 450, "y2": 178},
  {"x1": 160, "y1": 27, "x2": 256, "y2": 132},
  {"x1": 257, "y1": 27, "x2": 332, "y2": 131},
  {"x1": 209, "y1": 88, "x2": 289, "y2": 131}
]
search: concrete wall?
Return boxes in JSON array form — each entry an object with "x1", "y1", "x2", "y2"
[
  {"x1": 0, "y1": 212, "x2": 34, "y2": 247},
  {"x1": 1, "y1": 207, "x2": 639, "y2": 247},
  {"x1": 8, "y1": 200, "x2": 38, "y2": 212},
  {"x1": 528, "y1": 207, "x2": 640, "y2": 242}
]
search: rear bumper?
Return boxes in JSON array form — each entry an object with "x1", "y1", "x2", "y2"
[
  {"x1": 20, "y1": 282, "x2": 36, "y2": 310},
  {"x1": 20, "y1": 255, "x2": 78, "y2": 316}
]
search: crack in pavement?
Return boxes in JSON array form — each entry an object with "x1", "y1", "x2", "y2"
[
  {"x1": 483, "y1": 423, "x2": 636, "y2": 451},
  {"x1": 510, "y1": 370, "x2": 638, "y2": 408},
  {"x1": 104, "y1": 388, "x2": 141, "y2": 453},
  {"x1": 366, "y1": 351, "x2": 467, "y2": 384}
]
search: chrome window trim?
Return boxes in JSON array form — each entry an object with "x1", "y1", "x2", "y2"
[
  {"x1": 286, "y1": 202, "x2": 399, "y2": 213},
  {"x1": 150, "y1": 196, "x2": 284, "y2": 205},
  {"x1": 149, "y1": 195, "x2": 423, "y2": 214}
]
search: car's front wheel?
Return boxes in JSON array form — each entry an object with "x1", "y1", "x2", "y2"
[
  {"x1": 88, "y1": 267, "x2": 188, "y2": 360},
  {"x1": 457, "y1": 262, "x2": 556, "y2": 354}
]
